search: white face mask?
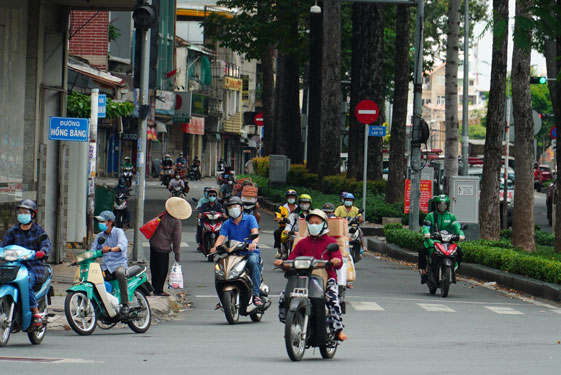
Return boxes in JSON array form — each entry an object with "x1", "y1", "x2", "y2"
[
  {"x1": 287, "y1": 198, "x2": 296, "y2": 205},
  {"x1": 300, "y1": 203, "x2": 310, "y2": 211},
  {"x1": 228, "y1": 207, "x2": 242, "y2": 218},
  {"x1": 308, "y1": 223, "x2": 325, "y2": 236}
]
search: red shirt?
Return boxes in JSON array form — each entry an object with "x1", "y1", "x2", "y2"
[{"x1": 288, "y1": 234, "x2": 343, "y2": 280}]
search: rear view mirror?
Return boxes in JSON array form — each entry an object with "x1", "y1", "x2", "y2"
[
  {"x1": 34, "y1": 233, "x2": 49, "y2": 245},
  {"x1": 326, "y1": 243, "x2": 339, "y2": 252},
  {"x1": 282, "y1": 218, "x2": 291, "y2": 224},
  {"x1": 246, "y1": 233, "x2": 259, "y2": 241},
  {"x1": 358, "y1": 208, "x2": 364, "y2": 214},
  {"x1": 460, "y1": 224, "x2": 468, "y2": 230}
]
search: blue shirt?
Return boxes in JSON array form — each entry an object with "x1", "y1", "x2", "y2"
[
  {"x1": 2, "y1": 223, "x2": 51, "y2": 277},
  {"x1": 90, "y1": 227, "x2": 128, "y2": 273},
  {"x1": 219, "y1": 214, "x2": 259, "y2": 255}
]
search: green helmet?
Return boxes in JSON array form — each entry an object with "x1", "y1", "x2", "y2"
[{"x1": 432, "y1": 194, "x2": 450, "y2": 204}]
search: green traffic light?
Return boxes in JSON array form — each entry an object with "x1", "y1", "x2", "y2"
[{"x1": 539, "y1": 76, "x2": 547, "y2": 84}]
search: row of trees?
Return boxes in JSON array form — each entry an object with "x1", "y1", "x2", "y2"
[{"x1": 204, "y1": 0, "x2": 561, "y2": 251}]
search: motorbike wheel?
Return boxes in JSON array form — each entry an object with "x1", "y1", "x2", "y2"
[
  {"x1": 27, "y1": 299, "x2": 48, "y2": 345},
  {"x1": 97, "y1": 321, "x2": 117, "y2": 330},
  {"x1": 222, "y1": 290, "x2": 240, "y2": 324},
  {"x1": 351, "y1": 244, "x2": 361, "y2": 263},
  {"x1": 0, "y1": 296, "x2": 15, "y2": 347},
  {"x1": 127, "y1": 290, "x2": 152, "y2": 333},
  {"x1": 250, "y1": 311, "x2": 263, "y2": 322},
  {"x1": 440, "y1": 265, "x2": 452, "y2": 298},
  {"x1": 320, "y1": 330, "x2": 338, "y2": 359},
  {"x1": 285, "y1": 306, "x2": 307, "y2": 361},
  {"x1": 115, "y1": 212, "x2": 123, "y2": 228},
  {"x1": 64, "y1": 291, "x2": 97, "y2": 335}
]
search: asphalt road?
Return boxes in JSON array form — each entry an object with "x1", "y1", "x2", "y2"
[{"x1": 1, "y1": 179, "x2": 561, "y2": 374}]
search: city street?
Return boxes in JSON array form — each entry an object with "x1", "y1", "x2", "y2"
[{"x1": 1, "y1": 179, "x2": 560, "y2": 374}]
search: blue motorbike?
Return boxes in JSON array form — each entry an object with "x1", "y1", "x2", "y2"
[{"x1": 0, "y1": 234, "x2": 54, "y2": 346}]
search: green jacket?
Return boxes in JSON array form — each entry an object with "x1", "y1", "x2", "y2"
[{"x1": 422, "y1": 211, "x2": 464, "y2": 247}]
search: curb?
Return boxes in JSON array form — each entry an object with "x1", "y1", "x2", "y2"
[{"x1": 367, "y1": 237, "x2": 561, "y2": 303}]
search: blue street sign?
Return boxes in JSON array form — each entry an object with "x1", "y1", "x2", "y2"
[
  {"x1": 49, "y1": 117, "x2": 89, "y2": 142},
  {"x1": 98, "y1": 94, "x2": 106, "y2": 118},
  {"x1": 368, "y1": 125, "x2": 386, "y2": 137}
]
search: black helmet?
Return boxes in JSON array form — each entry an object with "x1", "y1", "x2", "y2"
[
  {"x1": 225, "y1": 196, "x2": 243, "y2": 207},
  {"x1": 118, "y1": 177, "x2": 127, "y2": 186},
  {"x1": 322, "y1": 202, "x2": 335, "y2": 213},
  {"x1": 17, "y1": 199, "x2": 38, "y2": 218}
]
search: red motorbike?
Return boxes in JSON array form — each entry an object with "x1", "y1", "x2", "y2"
[{"x1": 201, "y1": 210, "x2": 226, "y2": 262}]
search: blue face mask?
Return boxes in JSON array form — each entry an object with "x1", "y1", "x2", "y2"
[
  {"x1": 209, "y1": 196, "x2": 217, "y2": 202},
  {"x1": 17, "y1": 214, "x2": 32, "y2": 225},
  {"x1": 98, "y1": 222, "x2": 108, "y2": 231},
  {"x1": 344, "y1": 200, "x2": 353, "y2": 207}
]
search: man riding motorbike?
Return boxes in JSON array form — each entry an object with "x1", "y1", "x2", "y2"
[
  {"x1": 419, "y1": 194, "x2": 465, "y2": 284},
  {"x1": 197, "y1": 188, "x2": 223, "y2": 251},
  {"x1": 322, "y1": 202, "x2": 336, "y2": 218},
  {"x1": 274, "y1": 189, "x2": 298, "y2": 259},
  {"x1": 274, "y1": 209, "x2": 347, "y2": 341},
  {"x1": 284, "y1": 194, "x2": 313, "y2": 235},
  {"x1": 1, "y1": 199, "x2": 51, "y2": 327},
  {"x1": 210, "y1": 197, "x2": 263, "y2": 307},
  {"x1": 335, "y1": 193, "x2": 365, "y2": 254},
  {"x1": 168, "y1": 172, "x2": 186, "y2": 195},
  {"x1": 175, "y1": 152, "x2": 187, "y2": 166},
  {"x1": 114, "y1": 177, "x2": 131, "y2": 228}
]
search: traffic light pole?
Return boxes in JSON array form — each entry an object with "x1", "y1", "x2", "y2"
[{"x1": 408, "y1": 0, "x2": 424, "y2": 231}]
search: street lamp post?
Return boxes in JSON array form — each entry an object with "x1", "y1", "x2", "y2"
[{"x1": 461, "y1": 0, "x2": 469, "y2": 176}]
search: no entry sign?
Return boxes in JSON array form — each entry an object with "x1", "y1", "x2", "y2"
[
  {"x1": 355, "y1": 100, "x2": 380, "y2": 124},
  {"x1": 254, "y1": 112, "x2": 264, "y2": 126}
]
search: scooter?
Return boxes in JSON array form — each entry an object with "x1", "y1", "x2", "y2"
[
  {"x1": 280, "y1": 226, "x2": 296, "y2": 261},
  {"x1": 280, "y1": 243, "x2": 340, "y2": 361},
  {"x1": 201, "y1": 210, "x2": 225, "y2": 262},
  {"x1": 122, "y1": 166, "x2": 134, "y2": 187},
  {"x1": 114, "y1": 189, "x2": 131, "y2": 228},
  {"x1": 170, "y1": 185, "x2": 185, "y2": 198},
  {"x1": 0, "y1": 234, "x2": 54, "y2": 346},
  {"x1": 425, "y1": 230, "x2": 461, "y2": 298},
  {"x1": 241, "y1": 198, "x2": 260, "y2": 223},
  {"x1": 189, "y1": 164, "x2": 201, "y2": 181},
  {"x1": 214, "y1": 233, "x2": 271, "y2": 324},
  {"x1": 160, "y1": 165, "x2": 174, "y2": 187},
  {"x1": 347, "y1": 208, "x2": 364, "y2": 263},
  {"x1": 65, "y1": 238, "x2": 153, "y2": 335}
]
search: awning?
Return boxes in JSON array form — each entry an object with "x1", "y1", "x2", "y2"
[
  {"x1": 155, "y1": 121, "x2": 167, "y2": 134},
  {"x1": 68, "y1": 57, "x2": 124, "y2": 87}
]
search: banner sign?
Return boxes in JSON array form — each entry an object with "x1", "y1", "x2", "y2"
[{"x1": 404, "y1": 179, "x2": 433, "y2": 214}]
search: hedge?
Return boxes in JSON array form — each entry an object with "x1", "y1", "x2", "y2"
[
  {"x1": 500, "y1": 228, "x2": 554, "y2": 247},
  {"x1": 383, "y1": 225, "x2": 561, "y2": 285}
]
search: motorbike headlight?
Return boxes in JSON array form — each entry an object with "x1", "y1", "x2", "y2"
[
  {"x1": 3, "y1": 250, "x2": 19, "y2": 261},
  {"x1": 214, "y1": 263, "x2": 225, "y2": 279},
  {"x1": 294, "y1": 259, "x2": 313, "y2": 269},
  {"x1": 228, "y1": 262, "x2": 246, "y2": 279}
]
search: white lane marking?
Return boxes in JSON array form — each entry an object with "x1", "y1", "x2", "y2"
[
  {"x1": 143, "y1": 242, "x2": 189, "y2": 247},
  {"x1": 195, "y1": 294, "x2": 281, "y2": 298},
  {"x1": 417, "y1": 303, "x2": 456, "y2": 312},
  {"x1": 484, "y1": 306, "x2": 524, "y2": 315},
  {"x1": 259, "y1": 244, "x2": 271, "y2": 249},
  {"x1": 345, "y1": 295, "x2": 525, "y2": 306},
  {"x1": 350, "y1": 301, "x2": 384, "y2": 311},
  {"x1": 551, "y1": 309, "x2": 561, "y2": 314}
]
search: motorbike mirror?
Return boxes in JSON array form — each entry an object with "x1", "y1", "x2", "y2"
[
  {"x1": 246, "y1": 233, "x2": 259, "y2": 241},
  {"x1": 282, "y1": 218, "x2": 291, "y2": 224},
  {"x1": 422, "y1": 220, "x2": 431, "y2": 227},
  {"x1": 460, "y1": 224, "x2": 468, "y2": 230},
  {"x1": 34, "y1": 233, "x2": 49, "y2": 245},
  {"x1": 326, "y1": 243, "x2": 339, "y2": 253},
  {"x1": 98, "y1": 238, "x2": 106, "y2": 245},
  {"x1": 192, "y1": 198, "x2": 198, "y2": 203},
  {"x1": 358, "y1": 208, "x2": 364, "y2": 214}
]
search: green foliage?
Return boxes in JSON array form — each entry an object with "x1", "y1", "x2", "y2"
[
  {"x1": 500, "y1": 228, "x2": 555, "y2": 247},
  {"x1": 66, "y1": 91, "x2": 133, "y2": 119},
  {"x1": 383, "y1": 226, "x2": 423, "y2": 250},
  {"x1": 108, "y1": 24, "x2": 120, "y2": 42},
  {"x1": 252, "y1": 156, "x2": 269, "y2": 177},
  {"x1": 322, "y1": 174, "x2": 387, "y2": 197}
]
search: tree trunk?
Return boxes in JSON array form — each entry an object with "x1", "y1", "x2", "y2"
[
  {"x1": 273, "y1": 52, "x2": 286, "y2": 156},
  {"x1": 479, "y1": 0, "x2": 508, "y2": 240},
  {"x1": 307, "y1": 9, "x2": 323, "y2": 173},
  {"x1": 261, "y1": 44, "x2": 275, "y2": 156},
  {"x1": 443, "y1": 0, "x2": 460, "y2": 194},
  {"x1": 553, "y1": 2, "x2": 561, "y2": 250},
  {"x1": 511, "y1": 0, "x2": 535, "y2": 251},
  {"x1": 386, "y1": 4, "x2": 410, "y2": 204},
  {"x1": 318, "y1": 0, "x2": 341, "y2": 183}
]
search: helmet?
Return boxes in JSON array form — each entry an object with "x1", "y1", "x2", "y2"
[
  {"x1": 433, "y1": 194, "x2": 450, "y2": 204},
  {"x1": 207, "y1": 187, "x2": 218, "y2": 196},
  {"x1": 306, "y1": 209, "x2": 328, "y2": 223},
  {"x1": 194, "y1": 156, "x2": 199, "y2": 160},
  {"x1": 298, "y1": 194, "x2": 312, "y2": 204},
  {"x1": 225, "y1": 196, "x2": 243, "y2": 207},
  {"x1": 179, "y1": 152, "x2": 183, "y2": 157},
  {"x1": 285, "y1": 189, "x2": 297, "y2": 197},
  {"x1": 203, "y1": 186, "x2": 212, "y2": 198},
  {"x1": 124, "y1": 156, "x2": 131, "y2": 161},
  {"x1": 322, "y1": 202, "x2": 335, "y2": 213},
  {"x1": 343, "y1": 193, "x2": 355, "y2": 200},
  {"x1": 242, "y1": 180, "x2": 252, "y2": 186},
  {"x1": 165, "y1": 154, "x2": 171, "y2": 159},
  {"x1": 17, "y1": 199, "x2": 38, "y2": 218}
]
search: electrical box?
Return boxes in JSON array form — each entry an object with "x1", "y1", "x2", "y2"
[
  {"x1": 269, "y1": 155, "x2": 290, "y2": 185},
  {"x1": 449, "y1": 176, "x2": 479, "y2": 224}
]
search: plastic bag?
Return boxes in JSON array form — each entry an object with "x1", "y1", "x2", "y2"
[
  {"x1": 347, "y1": 254, "x2": 356, "y2": 282},
  {"x1": 168, "y1": 261, "x2": 184, "y2": 289}
]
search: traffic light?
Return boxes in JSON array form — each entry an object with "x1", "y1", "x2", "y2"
[
  {"x1": 530, "y1": 76, "x2": 547, "y2": 84},
  {"x1": 133, "y1": 5, "x2": 156, "y2": 30}
]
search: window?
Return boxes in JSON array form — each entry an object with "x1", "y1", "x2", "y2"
[{"x1": 437, "y1": 96, "x2": 445, "y2": 105}]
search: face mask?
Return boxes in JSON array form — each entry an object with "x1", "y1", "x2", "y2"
[
  {"x1": 308, "y1": 223, "x2": 325, "y2": 236},
  {"x1": 300, "y1": 203, "x2": 310, "y2": 211},
  {"x1": 209, "y1": 196, "x2": 217, "y2": 202},
  {"x1": 175, "y1": 176, "x2": 180, "y2": 179},
  {"x1": 98, "y1": 222, "x2": 108, "y2": 231},
  {"x1": 228, "y1": 207, "x2": 241, "y2": 219},
  {"x1": 17, "y1": 214, "x2": 32, "y2": 225},
  {"x1": 287, "y1": 198, "x2": 296, "y2": 204},
  {"x1": 344, "y1": 200, "x2": 353, "y2": 207},
  {"x1": 437, "y1": 203, "x2": 447, "y2": 213}
]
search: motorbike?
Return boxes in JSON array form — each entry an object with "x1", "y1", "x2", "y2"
[
  {"x1": 0, "y1": 233, "x2": 54, "y2": 346},
  {"x1": 214, "y1": 233, "x2": 271, "y2": 324},
  {"x1": 113, "y1": 189, "x2": 131, "y2": 228},
  {"x1": 170, "y1": 185, "x2": 186, "y2": 198},
  {"x1": 201, "y1": 210, "x2": 225, "y2": 262},
  {"x1": 425, "y1": 230, "x2": 461, "y2": 298},
  {"x1": 64, "y1": 238, "x2": 153, "y2": 335},
  {"x1": 347, "y1": 208, "x2": 364, "y2": 263},
  {"x1": 280, "y1": 243, "x2": 340, "y2": 361},
  {"x1": 280, "y1": 224, "x2": 296, "y2": 261},
  {"x1": 160, "y1": 165, "x2": 174, "y2": 187},
  {"x1": 241, "y1": 198, "x2": 260, "y2": 223},
  {"x1": 122, "y1": 166, "x2": 134, "y2": 187},
  {"x1": 189, "y1": 164, "x2": 201, "y2": 181}
]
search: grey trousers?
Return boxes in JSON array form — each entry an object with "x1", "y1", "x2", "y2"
[{"x1": 108, "y1": 266, "x2": 129, "y2": 306}]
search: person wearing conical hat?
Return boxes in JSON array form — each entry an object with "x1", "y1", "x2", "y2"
[{"x1": 149, "y1": 197, "x2": 192, "y2": 296}]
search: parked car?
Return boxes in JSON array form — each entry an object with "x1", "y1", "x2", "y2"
[{"x1": 534, "y1": 164, "x2": 553, "y2": 192}]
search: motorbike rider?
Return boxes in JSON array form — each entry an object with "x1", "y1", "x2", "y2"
[
  {"x1": 419, "y1": 194, "x2": 465, "y2": 284},
  {"x1": 168, "y1": 171, "x2": 186, "y2": 194},
  {"x1": 162, "y1": 154, "x2": 173, "y2": 168},
  {"x1": 284, "y1": 194, "x2": 313, "y2": 235},
  {"x1": 219, "y1": 169, "x2": 236, "y2": 200},
  {"x1": 1, "y1": 200, "x2": 51, "y2": 327},
  {"x1": 238, "y1": 180, "x2": 261, "y2": 224},
  {"x1": 210, "y1": 197, "x2": 263, "y2": 307},
  {"x1": 191, "y1": 156, "x2": 201, "y2": 179},
  {"x1": 218, "y1": 166, "x2": 236, "y2": 186},
  {"x1": 91, "y1": 210, "x2": 130, "y2": 315},
  {"x1": 175, "y1": 152, "x2": 187, "y2": 166},
  {"x1": 195, "y1": 187, "x2": 212, "y2": 250},
  {"x1": 122, "y1": 156, "x2": 133, "y2": 171},
  {"x1": 322, "y1": 202, "x2": 336, "y2": 218},
  {"x1": 274, "y1": 209, "x2": 347, "y2": 341},
  {"x1": 335, "y1": 193, "x2": 365, "y2": 254},
  {"x1": 114, "y1": 177, "x2": 131, "y2": 228},
  {"x1": 273, "y1": 189, "x2": 298, "y2": 259},
  {"x1": 197, "y1": 188, "x2": 223, "y2": 249}
]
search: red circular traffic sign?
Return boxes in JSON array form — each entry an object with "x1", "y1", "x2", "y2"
[
  {"x1": 355, "y1": 100, "x2": 379, "y2": 124},
  {"x1": 254, "y1": 112, "x2": 264, "y2": 126}
]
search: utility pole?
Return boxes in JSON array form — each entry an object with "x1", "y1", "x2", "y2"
[
  {"x1": 87, "y1": 89, "x2": 99, "y2": 245},
  {"x1": 461, "y1": 0, "x2": 469, "y2": 176},
  {"x1": 408, "y1": 0, "x2": 424, "y2": 231},
  {"x1": 132, "y1": 2, "x2": 155, "y2": 262}
]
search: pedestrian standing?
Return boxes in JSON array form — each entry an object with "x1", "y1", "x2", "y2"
[{"x1": 149, "y1": 197, "x2": 192, "y2": 296}]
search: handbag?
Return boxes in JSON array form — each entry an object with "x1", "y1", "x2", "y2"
[{"x1": 139, "y1": 211, "x2": 166, "y2": 239}]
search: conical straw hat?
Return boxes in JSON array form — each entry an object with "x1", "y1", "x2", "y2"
[{"x1": 165, "y1": 197, "x2": 192, "y2": 220}]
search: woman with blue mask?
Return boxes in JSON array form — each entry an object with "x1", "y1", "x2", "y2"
[{"x1": 334, "y1": 193, "x2": 363, "y2": 223}]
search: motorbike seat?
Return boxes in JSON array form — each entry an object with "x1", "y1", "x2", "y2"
[
  {"x1": 32, "y1": 265, "x2": 52, "y2": 292},
  {"x1": 126, "y1": 265, "x2": 145, "y2": 278}
]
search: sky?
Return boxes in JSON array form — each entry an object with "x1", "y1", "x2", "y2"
[{"x1": 473, "y1": 0, "x2": 547, "y2": 91}]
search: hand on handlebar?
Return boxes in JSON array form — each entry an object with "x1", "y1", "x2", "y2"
[
  {"x1": 248, "y1": 242, "x2": 257, "y2": 251},
  {"x1": 273, "y1": 259, "x2": 284, "y2": 267},
  {"x1": 330, "y1": 258, "x2": 342, "y2": 267},
  {"x1": 210, "y1": 247, "x2": 217, "y2": 254},
  {"x1": 424, "y1": 233, "x2": 431, "y2": 239},
  {"x1": 459, "y1": 235, "x2": 465, "y2": 241}
]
